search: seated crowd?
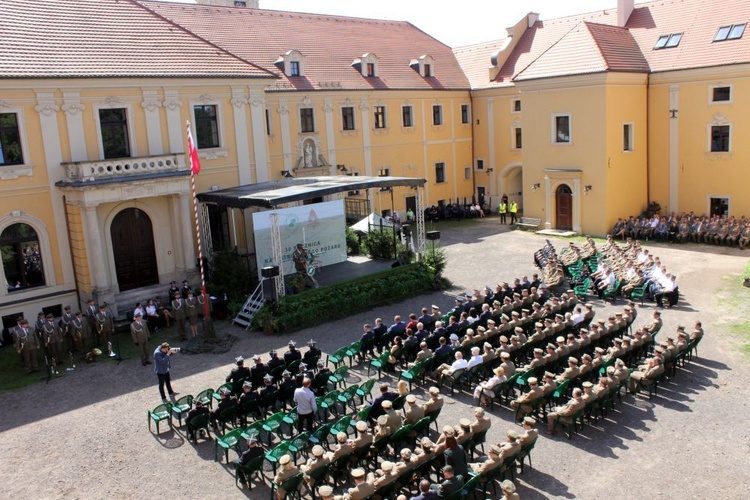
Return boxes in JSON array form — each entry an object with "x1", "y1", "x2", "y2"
[{"x1": 611, "y1": 213, "x2": 750, "y2": 248}]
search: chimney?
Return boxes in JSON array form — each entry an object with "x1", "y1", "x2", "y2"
[
  {"x1": 527, "y1": 12, "x2": 539, "y2": 29},
  {"x1": 617, "y1": 0, "x2": 634, "y2": 27}
]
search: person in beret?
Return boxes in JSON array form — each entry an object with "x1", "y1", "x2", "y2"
[
  {"x1": 519, "y1": 416, "x2": 538, "y2": 447},
  {"x1": 501, "y1": 479, "x2": 520, "y2": 500},
  {"x1": 546, "y1": 388, "x2": 585, "y2": 435},
  {"x1": 234, "y1": 437, "x2": 264, "y2": 488},
  {"x1": 301, "y1": 444, "x2": 330, "y2": 487},
  {"x1": 273, "y1": 454, "x2": 300, "y2": 499},
  {"x1": 469, "y1": 445, "x2": 503, "y2": 474},
  {"x1": 185, "y1": 400, "x2": 209, "y2": 441},
  {"x1": 511, "y1": 377, "x2": 544, "y2": 419},
  {"x1": 226, "y1": 355, "x2": 252, "y2": 391},
  {"x1": 338, "y1": 468, "x2": 374, "y2": 500}
]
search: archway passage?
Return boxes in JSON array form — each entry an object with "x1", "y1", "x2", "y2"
[
  {"x1": 556, "y1": 184, "x2": 573, "y2": 230},
  {"x1": 111, "y1": 208, "x2": 158, "y2": 291}
]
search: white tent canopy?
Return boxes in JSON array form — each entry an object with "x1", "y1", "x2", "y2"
[{"x1": 350, "y1": 213, "x2": 394, "y2": 233}]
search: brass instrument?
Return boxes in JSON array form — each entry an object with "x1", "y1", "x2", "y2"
[
  {"x1": 67, "y1": 351, "x2": 76, "y2": 371},
  {"x1": 50, "y1": 356, "x2": 59, "y2": 376},
  {"x1": 107, "y1": 341, "x2": 116, "y2": 358}
]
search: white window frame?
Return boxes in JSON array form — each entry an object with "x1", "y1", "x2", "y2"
[
  {"x1": 341, "y1": 105, "x2": 356, "y2": 131},
  {"x1": 374, "y1": 105, "x2": 387, "y2": 130},
  {"x1": 282, "y1": 49, "x2": 305, "y2": 77},
  {"x1": 93, "y1": 101, "x2": 137, "y2": 160},
  {"x1": 707, "y1": 122, "x2": 731, "y2": 153},
  {"x1": 189, "y1": 99, "x2": 227, "y2": 158},
  {"x1": 432, "y1": 104, "x2": 443, "y2": 126},
  {"x1": 0, "y1": 105, "x2": 33, "y2": 171},
  {"x1": 623, "y1": 122, "x2": 634, "y2": 152},
  {"x1": 475, "y1": 159, "x2": 484, "y2": 171},
  {"x1": 418, "y1": 55, "x2": 436, "y2": 77},
  {"x1": 511, "y1": 99, "x2": 522, "y2": 114},
  {"x1": 299, "y1": 107, "x2": 315, "y2": 134},
  {"x1": 401, "y1": 105, "x2": 414, "y2": 128},
  {"x1": 0, "y1": 212, "x2": 56, "y2": 297},
  {"x1": 709, "y1": 84, "x2": 733, "y2": 105},
  {"x1": 358, "y1": 53, "x2": 379, "y2": 78},
  {"x1": 435, "y1": 162, "x2": 446, "y2": 183},
  {"x1": 461, "y1": 104, "x2": 471, "y2": 125},
  {"x1": 551, "y1": 113, "x2": 571, "y2": 145},
  {"x1": 464, "y1": 166, "x2": 472, "y2": 180}
]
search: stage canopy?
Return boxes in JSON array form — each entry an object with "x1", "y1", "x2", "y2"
[
  {"x1": 350, "y1": 213, "x2": 395, "y2": 233},
  {"x1": 197, "y1": 175, "x2": 426, "y2": 209}
]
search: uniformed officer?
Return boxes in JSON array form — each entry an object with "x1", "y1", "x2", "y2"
[
  {"x1": 171, "y1": 292, "x2": 186, "y2": 340},
  {"x1": 130, "y1": 312, "x2": 151, "y2": 366},
  {"x1": 95, "y1": 303, "x2": 114, "y2": 351},
  {"x1": 185, "y1": 291, "x2": 199, "y2": 338},
  {"x1": 14, "y1": 319, "x2": 39, "y2": 374}
]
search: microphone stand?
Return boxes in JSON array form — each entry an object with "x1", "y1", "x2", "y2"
[{"x1": 106, "y1": 302, "x2": 126, "y2": 364}]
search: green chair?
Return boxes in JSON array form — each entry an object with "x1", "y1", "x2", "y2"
[
  {"x1": 411, "y1": 416, "x2": 431, "y2": 439},
  {"x1": 328, "y1": 365, "x2": 349, "y2": 390},
  {"x1": 367, "y1": 351, "x2": 391, "y2": 378},
  {"x1": 573, "y1": 278, "x2": 591, "y2": 300},
  {"x1": 355, "y1": 379, "x2": 376, "y2": 405},
  {"x1": 308, "y1": 422, "x2": 332, "y2": 450},
  {"x1": 344, "y1": 340, "x2": 362, "y2": 366},
  {"x1": 399, "y1": 360, "x2": 425, "y2": 390},
  {"x1": 426, "y1": 406, "x2": 442, "y2": 433},
  {"x1": 265, "y1": 441, "x2": 291, "y2": 475},
  {"x1": 234, "y1": 454, "x2": 265, "y2": 489},
  {"x1": 216, "y1": 404, "x2": 238, "y2": 434},
  {"x1": 195, "y1": 388, "x2": 214, "y2": 409},
  {"x1": 516, "y1": 439, "x2": 537, "y2": 474},
  {"x1": 563, "y1": 407, "x2": 587, "y2": 439},
  {"x1": 350, "y1": 406, "x2": 371, "y2": 431},
  {"x1": 388, "y1": 423, "x2": 412, "y2": 457},
  {"x1": 330, "y1": 414, "x2": 352, "y2": 437},
  {"x1": 552, "y1": 378, "x2": 571, "y2": 406},
  {"x1": 287, "y1": 431, "x2": 310, "y2": 462},
  {"x1": 259, "y1": 390, "x2": 280, "y2": 418},
  {"x1": 327, "y1": 346, "x2": 348, "y2": 369},
  {"x1": 391, "y1": 394, "x2": 407, "y2": 411},
  {"x1": 214, "y1": 427, "x2": 244, "y2": 462},
  {"x1": 629, "y1": 282, "x2": 649, "y2": 305},
  {"x1": 318, "y1": 390, "x2": 341, "y2": 420},
  {"x1": 337, "y1": 383, "x2": 360, "y2": 413},
  {"x1": 261, "y1": 411, "x2": 286, "y2": 446},
  {"x1": 281, "y1": 408, "x2": 299, "y2": 438},
  {"x1": 270, "y1": 471, "x2": 304, "y2": 499},
  {"x1": 461, "y1": 473, "x2": 483, "y2": 498},
  {"x1": 241, "y1": 421, "x2": 264, "y2": 442},
  {"x1": 148, "y1": 402, "x2": 172, "y2": 434},
  {"x1": 441, "y1": 367, "x2": 467, "y2": 395},
  {"x1": 170, "y1": 395, "x2": 193, "y2": 427}
]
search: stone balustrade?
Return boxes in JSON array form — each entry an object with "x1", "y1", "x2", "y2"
[{"x1": 62, "y1": 154, "x2": 186, "y2": 183}]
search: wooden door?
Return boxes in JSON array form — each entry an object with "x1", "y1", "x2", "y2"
[
  {"x1": 556, "y1": 184, "x2": 573, "y2": 230},
  {"x1": 111, "y1": 208, "x2": 159, "y2": 292}
]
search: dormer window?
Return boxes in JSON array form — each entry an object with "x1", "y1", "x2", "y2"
[
  {"x1": 352, "y1": 53, "x2": 379, "y2": 78},
  {"x1": 276, "y1": 49, "x2": 304, "y2": 78},
  {"x1": 410, "y1": 55, "x2": 436, "y2": 78},
  {"x1": 714, "y1": 23, "x2": 746, "y2": 42},
  {"x1": 654, "y1": 33, "x2": 682, "y2": 49}
]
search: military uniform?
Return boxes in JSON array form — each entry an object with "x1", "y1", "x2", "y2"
[
  {"x1": 171, "y1": 295, "x2": 186, "y2": 338},
  {"x1": 185, "y1": 294, "x2": 199, "y2": 336},
  {"x1": 95, "y1": 307, "x2": 114, "y2": 348},
  {"x1": 42, "y1": 316, "x2": 64, "y2": 365},
  {"x1": 14, "y1": 321, "x2": 39, "y2": 373},
  {"x1": 130, "y1": 316, "x2": 151, "y2": 365},
  {"x1": 70, "y1": 313, "x2": 90, "y2": 359}
]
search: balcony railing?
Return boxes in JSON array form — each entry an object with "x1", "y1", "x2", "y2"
[{"x1": 62, "y1": 154, "x2": 186, "y2": 183}]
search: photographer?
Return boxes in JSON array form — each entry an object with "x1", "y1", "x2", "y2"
[{"x1": 153, "y1": 342, "x2": 179, "y2": 402}]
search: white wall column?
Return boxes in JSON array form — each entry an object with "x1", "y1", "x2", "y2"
[
  {"x1": 669, "y1": 84, "x2": 679, "y2": 212},
  {"x1": 178, "y1": 193, "x2": 197, "y2": 272},
  {"x1": 323, "y1": 98, "x2": 336, "y2": 173},
  {"x1": 230, "y1": 87, "x2": 252, "y2": 184},
  {"x1": 61, "y1": 91, "x2": 87, "y2": 162},
  {"x1": 360, "y1": 98, "x2": 372, "y2": 206},
  {"x1": 168, "y1": 194, "x2": 186, "y2": 276},
  {"x1": 450, "y1": 99, "x2": 458, "y2": 199},
  {"x1": 142, "y1": 89, "x2": 164, "y2": 155},
  {"x1": 278, "y1": 99, "x2": 292, "y2": 170},
  {"x1": 487, "y1": 99, "x2": 495, "y2": 170},
  {"x1": 248, "y1": 88, "x2": 270, "y2": 182},
  {"x1": 164, "y1": 90, "x2": 183, "y2": 154},
  {"x1": 82, "y1": 204, "x2": 110, "y2": 292},
  {"x1": 420, "y1": 100, "x2": 430, "y2": 202},
  {"x1": 35, "y1": 92, "x2": 73, "y2": 285},
  {"x1": 544, "y1": 175, "x2": 552, "y2": 229},
  {"x1": 573, "y1": 178, "x2": 582, "y2": 233}
]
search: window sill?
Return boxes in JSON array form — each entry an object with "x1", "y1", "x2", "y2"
[
  {"x1": 705, "y1": 151, "x2": 734, "y2": 160},
  {"x1": 0, "y1": 164, "x2": 34, "y2": 180},
  {"x1": 198, "y1": 148, "x2": 228, "y2": 160},
  {"x1": 552, "y1": 141, "x2": 572, "y2": 146}
]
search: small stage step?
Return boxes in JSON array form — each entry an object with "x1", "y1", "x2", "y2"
[{"x1": 536, "y1": 229, "x2": 578, "y2": 237}]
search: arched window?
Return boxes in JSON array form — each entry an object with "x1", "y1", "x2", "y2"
[{"x1": 0, "y1": 223, "x2": 45, "y2": 291}]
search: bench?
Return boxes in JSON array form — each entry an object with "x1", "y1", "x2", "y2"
[{"x1": 515, "y1": 217, "x2": 542, "y2": 229}]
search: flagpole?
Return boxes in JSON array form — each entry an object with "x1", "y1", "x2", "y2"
[{"x1": 186, "y1": 121, "x2": 214, "y2": 339}]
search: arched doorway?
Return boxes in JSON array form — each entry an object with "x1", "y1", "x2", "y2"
[
  {"x1": 556, "y1": 184, "x2": 573, "y2": 230},
  {"x1": 498, "y1": 163, "x2": 523, "y2": 212},
  {"x1": 111, "y1": 208, "x2": 158, "y2": 291}
]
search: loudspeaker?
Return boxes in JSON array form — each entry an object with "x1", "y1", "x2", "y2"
[
  {"x1": 391, "y1": 260, "x2": 401, "y2": 268},
  {"x1": 262, "y1": 278, "x2": 278, "y2": 302},
  {"x1": 426, "y1": 230, "x2": 440, "y2": 241},
  {"x1": 402, "y1": 224, "x2": 412, "y2": 237},
  {"x1": 261, "y1": 266, "x2": 279, "y2": 278}
]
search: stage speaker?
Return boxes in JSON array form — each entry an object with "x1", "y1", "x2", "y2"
[
  {"x1": 391, "y1": 260, "x2": 401, "y2": 268},
  {"x1": 402, "y1": 224, "x2": 412, "y2": 237},
  {"x1": 262, "y1": 278, "x2": 278, "y2": 302},
  {"x1": 426, "y1": 230, "x2": 441, "y2": 241},
  {"x1": 261, "y1": 266, "x2": 279, "y2": 278}
]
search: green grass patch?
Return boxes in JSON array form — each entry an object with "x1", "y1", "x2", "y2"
[{"x1": 715, "y1": 258, "x2": 750, "y2": 356}]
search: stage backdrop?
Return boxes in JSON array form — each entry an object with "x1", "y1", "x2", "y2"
[{"x1": 252, "y1": 200, "x2": 348, "y2": 278}]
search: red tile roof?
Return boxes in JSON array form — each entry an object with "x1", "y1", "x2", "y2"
[
  {"x1": 453, "y1": 40, "x2": 509, "y2": 89},
  {"x1": 0, "y1": 0, "x2": 276, "y2": 79},
  {"x1": 141, "y1": 0, "x2": 470, "y2": 91},
  {"x1": 586, "y1": 23, "x2": 650, "y2": 73}
]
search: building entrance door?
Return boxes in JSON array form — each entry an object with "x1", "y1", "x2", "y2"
[
  {"x1": 111, "y1": 208, "x2": 159, "y2": 292},
  {"x1": 556, "y1": 184, "x2": 573, "y2": 230}
]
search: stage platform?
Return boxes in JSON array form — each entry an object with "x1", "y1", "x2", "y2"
[{"x1": 286, "y1": 255, "x2": 395, "y2": 290}]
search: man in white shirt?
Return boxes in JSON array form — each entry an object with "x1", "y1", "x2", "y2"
[
  {"x1": 294, "y1": 377, "x2": 317, "y2": 433},
  {"x1": 466, "y1": 347, "x2": 483, "y2": 370},
  {"x1": 570, "y1": 306, "x2": 585, "y2": 326},
  {"x1": 433, "y1": 352, "x2": 469, "y2": 383}
]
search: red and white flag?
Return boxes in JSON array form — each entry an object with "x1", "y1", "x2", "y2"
[{"x1": 186, "y1": 121, "x2": 201, "y2": 175}]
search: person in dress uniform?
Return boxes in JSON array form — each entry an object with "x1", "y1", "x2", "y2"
[
  {"x1": 14, "y1": 319, "x2": 40, "y2": 373},
  {"x1": 95, "y1": 304, "x2": 114, "y2": 350},
  {"x1": 185, "y1": 291, "x2": 199, "y2": 338},
  {"x1": 42, "y1": 313, "x2": 64, "y2": 366},
  {"x1": 130, "y1": 313, "x2": 151, "y2": 366},
  {"x1": 171, "y1": 292, "x2": 186, "y2": 340}
]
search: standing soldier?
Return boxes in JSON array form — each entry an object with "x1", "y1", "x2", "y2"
[
  {"x1": 34, "y1": 311, "x2": 46, "y2": 335},
  {"x1": 85, "y1": 298, "x2": 98, "y2": 336},
  {"x1": 130, "y1": 312, "x2": 151, "y2": 366},
  {"x1": 509, "y1": 200, "x2": 519, "y2": 225},
  {"x1": 185, "y1": 291, "x2": 199, "y2": 338},
  {"x1": 70, "y1": 310, "x2": 89, "y2": 359},
  {"x1": 59, "y1": 305, "x2": 74, "y2": 352},
  {"x1": 172, "y1": 292, "x2": 186, "y2": 341},
  {"x1": 14, "y1": 319, "x2": 39, "y2": 374},
  {"x1": 42, "y1": 313, "x2": 64, "y2": 365},
  {"x1": 181, "y1": 279, "x2": 193, "y2": 298},
  {"x1": 96, "y1": 303, "x2": 114, "y2": 353}
]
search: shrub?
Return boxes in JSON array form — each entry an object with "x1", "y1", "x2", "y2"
[
  {"x1": 363, "y1": 228, "x2": 396, "y2": 259},
  {"x1": 346, "y1": 227, "x2": 361, "y2": 255}
]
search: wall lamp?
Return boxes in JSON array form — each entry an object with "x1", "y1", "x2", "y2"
[
  {"x1": 487, "y1": 167, "x2": 494, "y2": 174},
  {"x1": 584, "y1": 185, "x2": 592, "y2": 195},
  {"x1": 531, "y1": 183, "x2": 541, "y2": 192},
  {"x1": 280, "y1": 170, "x2": 294, "y2": 178},
  {"x1": 337, "y1": 164, "x2": 349, "y2": 173}
]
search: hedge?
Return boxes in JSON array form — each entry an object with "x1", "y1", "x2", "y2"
[{"x1": 253, "y1": 263, "x2": 438, "y2": 333}]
